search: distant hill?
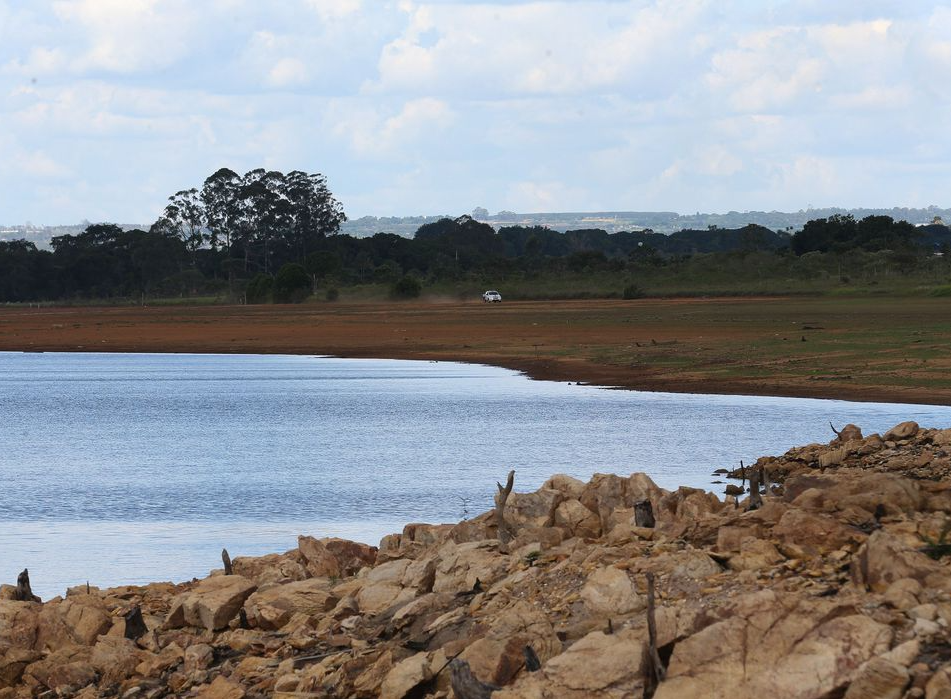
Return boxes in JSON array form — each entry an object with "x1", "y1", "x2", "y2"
[
  {"x1": 343, "y1": 206, "x2": 951, "y2": 238},
  {"x1": 5, "y1": 207, "x2": 949, "y2": 247}
]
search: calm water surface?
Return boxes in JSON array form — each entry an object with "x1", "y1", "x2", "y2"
[{"x1": 2, "y1": 351, "x2": 950, "y2": 598}]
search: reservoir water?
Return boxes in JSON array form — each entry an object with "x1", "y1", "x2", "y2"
[{"x1": 2, "y1": 351, "x2": 950, "y2": 599}]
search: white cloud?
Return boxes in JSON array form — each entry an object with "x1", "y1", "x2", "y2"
[
  {"x1": 306, "y1": 0, "x2": 362, "y2": 22},
  {"x1": 1, "y1": 1, "x2": 951, "y2": 223},
  {"x1": 267, "y1": 57, "x2": 309, "y2": 87},
  {"x1": 331, "y1": 97, "x2": 453, "y2": 156},
  {"x1": 14, "y1": 150, "x2": 71, "y2": 179},
  {"x1": 51, "y1": 0, "x2": 199, "y2": 74},
  {"x1": 374, "y1": 0, "x2": 713, "y2": 97}
]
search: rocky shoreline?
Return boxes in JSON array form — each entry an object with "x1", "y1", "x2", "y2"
[{"x1": 2, "y1": 421, "x2": 951, "y2": 698}]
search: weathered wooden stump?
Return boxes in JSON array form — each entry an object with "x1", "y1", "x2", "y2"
[{"x1": 634, "y1": 500, "x2": 656, "y2": 528}]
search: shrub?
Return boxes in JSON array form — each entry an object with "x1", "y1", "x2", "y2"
[
  {"x1": 273, "y1": 263, "x2": 311, "y2": 303},
  {"x1": 391, "y1": 274, "x2": 422, "y2": 299},
  {"x1": 623, "y1": 282, "x2": 645, "y2": 299},
  {"x1": 245, "y1": 273, "x2": 273, "y2": 304},
  {"x1": 325, "y1": 287, "x2": 339, "y2": 302}
]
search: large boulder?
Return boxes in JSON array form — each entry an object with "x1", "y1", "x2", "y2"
[
  {"x1": 0, "y1": 601, "x2": 39, "y2": 651},
  {"x1": 22, "y1": 646, "x2": 96, "y2": 693},
  {"x1": 0, "y1": 648, "x2": 42, "y2": 688},
  {"x1": 432, "y1": 541, "x2": 509, "y2": 595},
  {"x1": 231, "y1": 550, "x2": 308, "y2": 584},
  {"x1": 243, "y1": 579, "x2": 338, "y2": 630},
  {"x1": 356, "y1": 560, "x2": 414, "y2": 615},
  {"x1": 458, "y1": 601, "x2": 560, "y2": 686},
  {"x1": 165, "y1": 576, "x2": 257, "y2": 631},
  {"x1": 580, "y1": 567, "x2": 644, "y2": 617},
  {"x1": 773, "y1": 509, "x2": 863, "y2": 558},
  {"x1": 851, "y1": 530, "x2": 948, "y2": 593},
  {"x1": 34, "y1": 596, "x2": 111, "y2": 650},
  {"x1": 883, "y1": 422, "x2": 918, "y2": 441},
  {"x1": 506, "y1": 489, "x2": 563, "y2": 528},
  {"x1": 298, "y1": 536, "x2": 343, "y2": 578},
  {"x1": 379, "y1": 652, "x2": 432, "y2": 699},
  {"x1": 553, "y1": 499, "x2": 601, "y2": 539},
  {"x1": 495, "y1": 628, "x2": 648, "y2": 699},
  {"x1": 657, "y1": 592, "x2": 893, "y2": 699}
]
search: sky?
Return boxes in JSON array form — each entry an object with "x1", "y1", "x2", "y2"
[{"x1": 1, "y1": 0, "x2": 950, "y2": 225}]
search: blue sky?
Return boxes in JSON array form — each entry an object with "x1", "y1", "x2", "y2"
[{"x1": 2, "y1": 0, "x2": 950, "y2": 224}]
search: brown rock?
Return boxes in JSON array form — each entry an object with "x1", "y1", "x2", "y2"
[
  {"x1": 196, "y1": 674, "x2": 245, "y2": 699},
  {"x1": 834, "y1": 424, "x2": 864, "y2": 442},
  {"x1": 243, "y1": 579, "x2": 337, "y2": 630},
  {"x1": 379, "y1": 652, "x2": 432, "y2": 699},
  {"x1": 322, "y1": 538, "x2": 378, "y2": 576},
  {"x1": 507, "y1": 489, "x2": 563, "y2": 528},
  {"x1": 773, "y1": 509, "x2": 862, "y2": 557},
  {"x1": 658, "y1": 592, "x2": 892, "y2": 699},
  {"x1": 298, "y1": 536, "x2": 342, "y2": 579},
  {"x1": 844, "y1": 657, "x2": 909, "y2": 699},
  {"x1": 727, "y1": 538, "x2": 784, "y2": 572},
  {"x1": 89, "y1": 636, "x2": 142, "y2": 684},
  {"x1": 883, "y1": 578, "x2": 922, "y2": 611},
  {"x1": 23, "y1": 646, "x2": 96, "y2": 692},
  {"x1": 135, "y1": 641, "x2": 184, "y2": 678},
  {"x1": 185, "y1": 643, "x2": 214, "y2": 673},
  {"x1": 532, "y1": 629, "x2": 646, "y2": 697},
  {"x1": 542, "y1": 474, "x2": 586, "y2": 499},
  {"x1": 0, "y1": 648, "x2": 41, "y2": 688},
  {"x1": 580, "y1": 567, "x2": 643, "y2": 616},
  {"x1": 432, "y1": 540, "x2": 509, "y2": 595},
  {"x1": 716, "y1": 524, "x2": 764, "y2": 552},
  {"x1": 62, "y1": 596, "x2": 112, "y2": 646},
  {"x1": 851, "y1": 530, "x2": 947, "y2": 593},
  {"x1": 166, "y1": 575, "x2": 257, "y2": 631},
  {"x1": 231, "y1": 550, "x2": 308, "y2": 584},
  {"x1": 926, "y1": 666, "x2": 951, "y2": 699},
  {"x1": 0, "y1": 601, "x2": 38, "y2": 650},
  {"x1": 884, "y1": 421, "x2": 919, "y2": 441},
  {"x1": 553, "y1": 499, "x2": 601, "y2": 539}
]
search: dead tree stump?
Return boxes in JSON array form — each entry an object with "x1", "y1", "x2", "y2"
[
  {"x1": 746, "y1": 469, "x2": 762, "y2": 511},
  {"x1": 643, "y1": 571, "x2": 666, "y2": 697},
  {"x1": 14, "y1": 569, "x2": 38, "y2": 602},
  {"x1": 124, "y1": 605, "x2": 148, "y2": 640},
  {"x1": 222, "y1": 548, "x2": 233, "y2": 575},
  {"x1": 450, "y1": 659, "x2": 499, "y2": 699},
  {"x1": 634, "y1": 500, "x2": 656, "y2": 528},
  {"x1": 494, "y1": 470, "x2": 515, "y2": 550}
]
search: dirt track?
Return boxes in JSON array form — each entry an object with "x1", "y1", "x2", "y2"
[{"x1": 2, "y1": 297, "x2": 950, "y2": 405}]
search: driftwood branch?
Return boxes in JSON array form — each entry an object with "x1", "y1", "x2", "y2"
[
  {"x1": 830, "y1": 421, "x2": 841, "y2": 437},
  {"x1": 740, "y1": 460, "x2": 745, "y2": 488},
  {"x1": 494, "y1": 470, "x2": 515, "y2": 548},
  {"x1": 222, "y1": 548, "x2": 233, "y2": 575},
  {"x1": 643, "y1": 571, "x2": 666, "y2": 697}
]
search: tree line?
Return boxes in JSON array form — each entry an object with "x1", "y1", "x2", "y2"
[{"x1": 1, "y1": 169, "x2": 949, "y2": 303}]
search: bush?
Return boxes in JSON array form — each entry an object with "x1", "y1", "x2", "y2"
[
  {"x1": 325, "y1": 287, "x2": 339, "y2": 301},
  {"x1": 273, "y1": 263, "x2": 311, "y2": 303},
  {"x1": 623, "y1": 282, "x2": 645, "y2": 299},
  {"x1": 391, "y1": 274, "x2": 422, "y2": 299},
  {"x1": 245, "y1": 273, "x2": 273, "y2": 304}
]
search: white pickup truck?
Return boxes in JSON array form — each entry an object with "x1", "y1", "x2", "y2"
[{"x1": 482, "y1": 290, "x2": 502, "y2": 303}]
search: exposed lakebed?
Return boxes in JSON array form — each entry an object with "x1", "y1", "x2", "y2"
[{"x1": 2, "y1": 351, "x2": 950, "y2": 598}]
